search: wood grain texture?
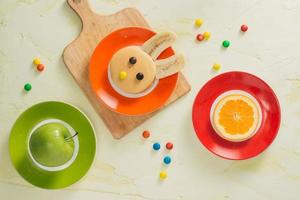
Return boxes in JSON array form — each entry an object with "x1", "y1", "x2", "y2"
[{"x1": 63, "y1": 0, "x2": 191, "y2": 139}]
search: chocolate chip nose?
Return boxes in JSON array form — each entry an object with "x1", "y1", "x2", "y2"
[
  {"x1": 129, "y1": 57, "x2": 137, "y2": 65},
  {"x1": 136, "y1": 72, "x2": 144, "y2": 80}
]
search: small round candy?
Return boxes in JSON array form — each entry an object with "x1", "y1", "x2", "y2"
[
  {"x1": 37, "y1": 64, "x2": 45, "y2": 72},
  {"x1": 153, "y1": 142, "x2": 161, "y2": 151},
  {"x1": 194, "y1": 19, "x2": 203, "y2": 27},
  {"x1": 196, "y1": 34, "x2": 204, "y2": 42},
  {"x1": 33, "y1": 58, "x2": 41, "y2": 65},
  {"x1": 163, "y1": 156, "x2": 172, "y2": 165},
  {"x1": 24, "y1": 83, "x2": 32, "y2": 91},
  {"x1": 159, "y1": 171, "x2": 167, "y2": 180},
  {"x1": 119, "y1": 71, "x2": 127, "y2": 80},
  {"x1": 212, "y1": 63, "x2": 221, "y2": 71},
  {"x1": 142, "y1": 130, "x2": 150, "y2": 139},
  {"x1": 241, "y1": 24, "x2": 248, "y2": 32},
  {"x1": 203, "y1": 31, "x2": 211, "y2": 40},
  {"x1": 222, "y1": 40, "x2": 230, "y2": 48},
  {"x1": 166, "y1": 142, "x2": 173, "y2": 150}
]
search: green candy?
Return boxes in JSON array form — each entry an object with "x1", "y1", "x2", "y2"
[
  {"x1": 222, "y1": 40, "x2": 230, "y2": 48},
  {"x1": 24, "y1": 83, "x2": 32, "y2": 91}
]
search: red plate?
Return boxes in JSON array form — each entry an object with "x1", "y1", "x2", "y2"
[{"x1": 192, "y1": 71, "x2": 281, "y2": 160}]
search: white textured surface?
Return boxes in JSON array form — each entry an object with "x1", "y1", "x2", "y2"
[{"x1": 1, "y1": 0, "x2": 300, "y2": 199}]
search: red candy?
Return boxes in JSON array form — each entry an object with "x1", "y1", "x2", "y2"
[
  {"x1": 166, "y1": 142, "x2": 173, "y2": 150},
  {"x1": 196, "y1": 34, "x2": 204, "y2": 41},
  {"x1": 37, "y1": 64, "x2": 45, "y2": 72},
  {"x1": 142, "y1": 130, "x2": 150, "y2": 138},
  {"x1": 241, "y1": 24, "x2": 248, "y2": 32}
]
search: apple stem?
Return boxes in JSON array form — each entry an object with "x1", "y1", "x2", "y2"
[{"x1": 65, "y1": 132, "x2": 79, "y2": 141}]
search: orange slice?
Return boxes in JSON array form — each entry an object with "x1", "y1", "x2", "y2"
[{"x1": 211, "y1": 91, "x2": 261, "y2": 142}]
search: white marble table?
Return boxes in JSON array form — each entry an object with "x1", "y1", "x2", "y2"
[{"x1": 1, "y1": 0, "x2": 300, "y2": 199}]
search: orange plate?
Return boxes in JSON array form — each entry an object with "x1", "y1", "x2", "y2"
[{"x1": 89, "y1": 27, "x2": 179, "y2": 116}]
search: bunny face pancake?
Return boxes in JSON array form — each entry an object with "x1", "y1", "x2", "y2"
[
  {"x1": 108, "y1": 32, "x2": 185, "y2": 97},
  {"x1": 109, "y1": 46, "x2": 157, "y2": 94}
]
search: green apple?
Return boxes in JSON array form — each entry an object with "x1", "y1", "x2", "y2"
[{"x1": 29, "y1": 122, "x2": 77, "y2": 167}]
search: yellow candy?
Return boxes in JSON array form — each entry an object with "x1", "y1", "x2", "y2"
[
  {"x1": 159, "y1": 171, "x2": 167, "y2": 180},
  {"x1": 33, "y1": 58, "x2": 41, "y2": 65},
  {"x1": 119, "y1": 71, "x2": 127, "y2": 80},
  {"x1": 203, "y1": 31, "x2": 211, "y2": 40},
  {"x1": 194, "y1": 19, "x2": 203, "y2": 27},
  {"x1": 212, "y1": 63, "x2": 221, "y2": 71}
]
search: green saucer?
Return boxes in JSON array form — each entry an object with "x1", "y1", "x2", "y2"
[{"x1": 9, "y1": 101, "x2": 96, "y2": 189}]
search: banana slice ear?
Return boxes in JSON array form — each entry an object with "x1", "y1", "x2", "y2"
[
  {"x1": 141, "y1": 32, "x2": 177, "y2": 60},
  {"x1": 155, "y1": 54, "x2": 185, "y2": 79}
]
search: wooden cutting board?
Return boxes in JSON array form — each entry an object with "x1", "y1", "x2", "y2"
[{"x1": 63, "y1": 0, "x2": 191, "y2": 139}]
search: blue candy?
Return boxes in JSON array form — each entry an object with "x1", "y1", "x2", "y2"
[
  {"x1": 153, "y1": 142, "x2": 161, "y2": 151},
  {"x1": 163, "y1": 156, "x2": 171, "y2": 164}
]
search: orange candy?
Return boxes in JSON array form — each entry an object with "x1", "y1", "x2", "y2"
[
  {"x1": 142, "y1": 130, "x2": 150, "y2": 138},
  {"x1": 37, "y1": 64, "x2": 45, "y2": 72}
]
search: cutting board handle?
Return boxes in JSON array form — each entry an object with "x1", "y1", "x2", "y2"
[{"x1": 67, "y1": 0, "x2": 98, "y2": 21}]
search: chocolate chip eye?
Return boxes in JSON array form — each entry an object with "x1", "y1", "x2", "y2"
[
  {"x1": 129, "y1": 57, "x2": 137, "y2": 65},
  {"x1": 136, "y1": 72, "x2": 144, "y2": 80}
]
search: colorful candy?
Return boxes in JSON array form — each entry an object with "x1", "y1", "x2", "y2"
[
  {"x1": 24, "y1": 83, "x2": 32, "y2": 91},
  {"x1": 159, "y1": 171, "x2": 167, "y2": 180},
  {"x1": 37, "y1": 64, "x2": 45, "y2": 72},
  {"x1": 119, "y1": 71, "x2": 127, "y2": 80},
  {"x1": 241, "y1": 24, "x2": 248, "y2": 32},
  {"x1": 166, "y1": 142, "x2": 173, "y2": 150},
  {"x1": 203, "y1": 31, "x2": 211, "y2": 40},
  {"x1": 33, "y1": 58, "x2": 41, "y2": 65},
  {"x1": 144, "y1": 135, "x2": 174, "y2": 178},
  {"x1": 222, "y1": 40, "x2": 230, "y2": 48},
  {"x1": 153, "y1": 142, "x2": 161, "y2": 151},
  {"x1": 163, "y1": 156, "x2": 172, "y2": 165},
  {"x1": 194, "y1": 19, "x2": 203, "y2": 27},
  {"x1": 142, "y1": 130, "x2": 150, "y2": 138},
  {"x1": 33, "y1": 58, "x2": 45, "y2": 72},
  {"x1": 212, "y1": 63, "x2": 221, "y2": 71},
  {"x1": 196, "y1": 34, "x2": 204, "y2": 42}
]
